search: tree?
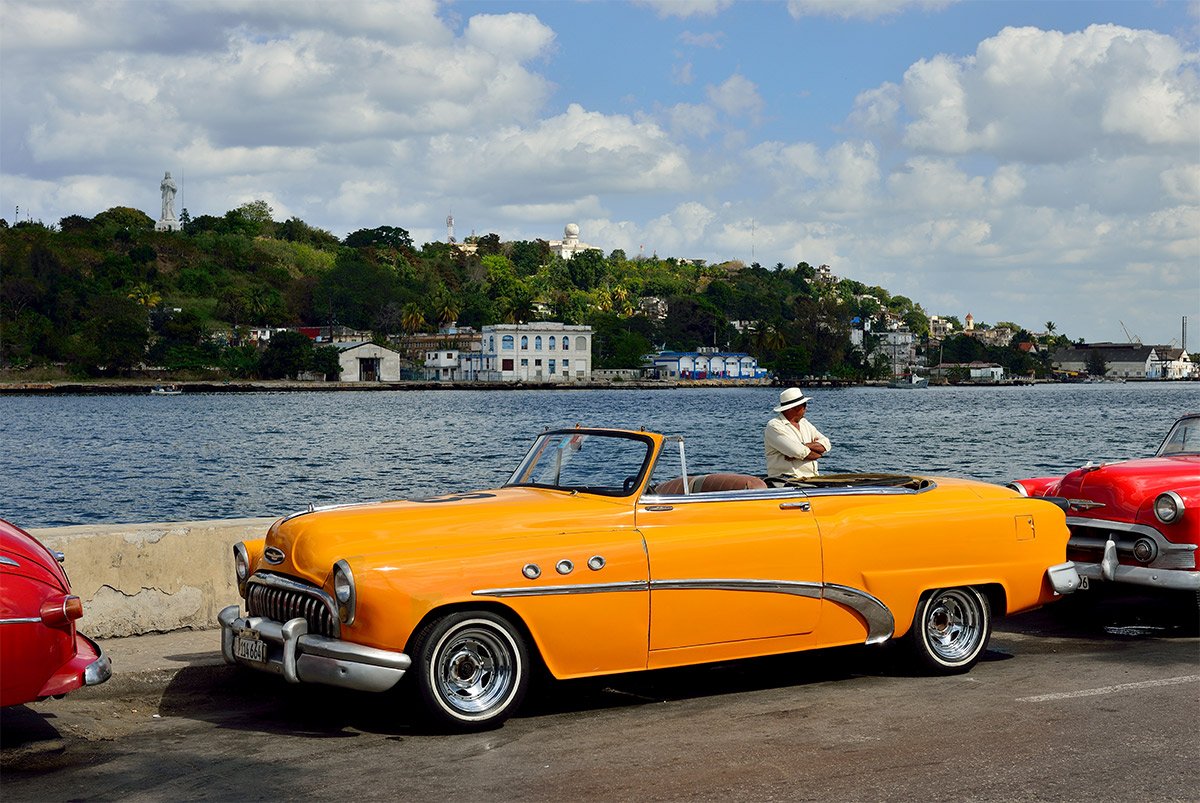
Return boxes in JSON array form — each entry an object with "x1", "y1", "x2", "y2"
[
  {"x1": 1086, "y1": 349, "x2": 1108, "y2": 377},
  {"x1": 310, "y1": 345, "x2": 342, "y2": 380},
  {"x1": 345, "y1": 225, "x2": 413, "y2": 250},
  {"x1": 67, "y1": 296, "x2": 150, "y2": 374},
  {"x1": 93, "y1": 206, "x2": 154, "y2": 231},
  {"x1": 259, "y1": 330, "x2": 314, "y2": 379},
  {"x1": 401, "y1": 302, "x2": 427, "y2": 334}
]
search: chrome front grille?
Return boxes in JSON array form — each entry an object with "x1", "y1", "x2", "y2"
[{"x1": 246, "y1": 574, "x2": 339, "y2": 637}]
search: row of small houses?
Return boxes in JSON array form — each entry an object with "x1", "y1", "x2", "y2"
[
  {"x1": 250, "y1": 322, "x2": 1192, "y2": 384},
  {"x1": 282, "y1": 322, "x2": 767, "y2": 384}
]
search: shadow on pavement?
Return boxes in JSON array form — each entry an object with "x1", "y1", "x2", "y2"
[{"x1": 145, "y1": 587, "x2": 1195, "y2": 739}]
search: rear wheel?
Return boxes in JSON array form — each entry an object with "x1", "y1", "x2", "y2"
[
  {"x1": 410, "y1": 610, "x2": 529, "y2": 731},
  {"x1": 906, "y1": 587, "x2": 991, "y2": 674}
]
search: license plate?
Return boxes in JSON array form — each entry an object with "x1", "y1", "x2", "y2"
[
  {"x1": 234, "y1": 630, "x2": 267, "y2": 663},
  {"x1": 1078, "y1": 576, "x2": 1090, "y2": 591}
]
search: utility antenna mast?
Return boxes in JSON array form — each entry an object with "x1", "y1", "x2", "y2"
[{"x1": 446, "y1": 212, "x2": 455, "y2": 244}]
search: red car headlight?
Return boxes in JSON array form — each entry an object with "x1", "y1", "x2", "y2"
[
  {"x1": 1154, "y1": 492, "x2": 1184, "y2": 524},
  {"x1": 40, "y1": 595, "x2": 84, "y2": 627}
]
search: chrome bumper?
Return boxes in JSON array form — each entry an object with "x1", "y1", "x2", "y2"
[
  {"x1": 1046, "y1": 561, "x2": 1082, "y2": 595},
  {"x1": 218, "y1": 605, "x2": 410, "y2": 693},
  {"x1": 81, "y1": 635, "x2": 112, "y2": 687},
  {"x1": 1076, "y1": 541, "x2": 1200, "y2": 591}
]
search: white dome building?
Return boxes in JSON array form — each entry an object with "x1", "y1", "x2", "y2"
[{"x1": 549, "y1": 223, "x2": 599, "y2": 260}]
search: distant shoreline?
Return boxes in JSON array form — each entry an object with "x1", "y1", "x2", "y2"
[
  {"x1": 0, "y1": 378, "x2": 782, "y2": 395},
  {"x1": 0, "y1": 377, "x2": 1119, "y2": 395}
]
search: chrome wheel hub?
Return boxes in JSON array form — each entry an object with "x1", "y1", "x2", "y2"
[
  {"x1": 435, "y1": 628, "x2": 515, "y2": 715},
  {"x1": 924, "y1": 590, "x2": 982, "y2": 662}
]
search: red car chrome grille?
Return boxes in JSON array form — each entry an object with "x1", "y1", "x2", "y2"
[{"x1": 246, "y1": 577, "x2": 338, "y2": 638}]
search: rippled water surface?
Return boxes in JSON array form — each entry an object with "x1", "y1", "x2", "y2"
[{"x1": 2, "y1": 383, "x2": 1195, "y2": 527}]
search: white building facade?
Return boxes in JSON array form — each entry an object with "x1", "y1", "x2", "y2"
[
  {"x1": 479, "y1": 323, "x2": 593, "y2": 383},
  {"x1": 337, "y1": 342, "x2": 403, "y2": 382}
]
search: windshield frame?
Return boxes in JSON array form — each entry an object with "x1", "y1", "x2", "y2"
[
  {"x1": 1156, "y1": 413, "x2": 1200, "y2": 457},
  {"x1": 505, "y1": 428, "x2": 658, "y2": 497}
]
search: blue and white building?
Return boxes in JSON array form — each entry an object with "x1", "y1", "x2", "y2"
[{"x1": 647, "y1": 349, "x2": 767, "y2": 380}]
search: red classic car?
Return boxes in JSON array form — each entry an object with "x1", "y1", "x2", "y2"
[
  {"x1": 1009, "y1": 413, "x2": 1199, "y2": 595},
  {"x1": 0, "y1": 518, "x2": 111, "y2": 707}
]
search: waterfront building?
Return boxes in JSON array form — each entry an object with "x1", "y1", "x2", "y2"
[
  {"x1": 931, "y1": 362, "x2": 1005, "y2": 383},
  {"x1": 646, "y1": 349, "x2": 767, "y2": 381},
  {"x1": 337, "y1": 342, "x2": 403, "y2": 382},
  {"x1": 396, "y1": 323, "x2": 481, "y2": 362},
  {"x1": 1053, "y1": 343, "x2": 1194, "y2": 380},
  {"x1": 478, "y1": 323, "x2": 593, "y2": 383},
  {"x1": 1151, "y1": 347, "x2": 1193, "y2": 379}
]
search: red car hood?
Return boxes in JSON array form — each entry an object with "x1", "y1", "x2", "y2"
[{"x1": 1056, "y1": 455, "x2": 1200, "y2": 521}]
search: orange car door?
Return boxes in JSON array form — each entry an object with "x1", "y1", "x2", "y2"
[{"x1": 636, "y1": 492, "x2": 823, "y2": 655}]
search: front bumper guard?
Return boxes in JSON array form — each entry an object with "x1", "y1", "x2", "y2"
[
  {"x1": 1046, "y1": 561, "x2": 1082, "y2": 595},
  {"x1": 218, "y1": 605, "x2": 410, "y2": 693},
  {"x1": 1076, "y1": 540, "x2": 1200, "y2": 591}
]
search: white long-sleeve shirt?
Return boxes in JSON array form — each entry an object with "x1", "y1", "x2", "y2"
[{"x1": 763, "y1": 414, "x2": 832, "y2": 479}]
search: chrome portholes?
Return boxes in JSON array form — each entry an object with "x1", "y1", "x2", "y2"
[
  {"x1": 522, "y1": 564, "x2": 541, "y2": 580},
  {"x1": 587, "y1": 555, "x2": 606, "y2": 571},
  {"x1": 555, "y1": 559, "x2": 574, "y2": 575}
]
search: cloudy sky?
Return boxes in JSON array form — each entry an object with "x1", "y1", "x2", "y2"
[{"x1": 1, "y1": 0, "x2": 1197, "y2": 346}]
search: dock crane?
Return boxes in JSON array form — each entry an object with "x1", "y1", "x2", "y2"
[{"x1": 1119, "y1": 320, "x2": 1142, "y2": 345}]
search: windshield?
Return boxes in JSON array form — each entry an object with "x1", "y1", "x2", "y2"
[
  {"x1": 1157, "y1": 416, "x2": 1200, "y2": 456},
  {"x1": 506, "y1": 430, "x2": 654, "y2": 497}
]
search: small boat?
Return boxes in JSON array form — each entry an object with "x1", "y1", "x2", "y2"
[
  {"x1": 151, "y1": 384, "x2": 182, "y2": 396},
  {"x1": 888, "y1": 374, "x2": 928, "y2": 389}
]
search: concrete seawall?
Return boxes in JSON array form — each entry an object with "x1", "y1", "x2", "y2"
[{"x1": 30, "y1": 518, "x2": 276, "y2": 638}]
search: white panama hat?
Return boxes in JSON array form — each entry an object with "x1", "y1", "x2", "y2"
[{"x1": 774, "y1": 387, "x2": 813, "y2": 412}]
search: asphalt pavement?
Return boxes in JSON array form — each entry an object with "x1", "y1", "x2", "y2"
[{"x1": 2, "y1": 589, "x2": 1198, "y2": 802}]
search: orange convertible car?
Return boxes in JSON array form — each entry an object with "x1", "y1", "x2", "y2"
[{"x1": 220, "y1": 427, "x2": 1079, "y2": 730}]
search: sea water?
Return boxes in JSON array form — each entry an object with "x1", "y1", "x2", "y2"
[{"x1": 1, "y1": 382, "x2": 1194, "y2": 527}]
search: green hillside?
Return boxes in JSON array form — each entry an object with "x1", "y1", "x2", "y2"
[{"x1": 0, "y1": 202, "x2": 1066, "y2": 381}]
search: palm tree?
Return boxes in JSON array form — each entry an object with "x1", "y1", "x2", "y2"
[
  {"x1": 127, "y1": 283, "x2": 161, "y2": 309},
  {"x1": 435, "y1": 297, "x2": 459, "y2": 328},
  {"x1": 401, "y1": 302, "x2": 426, "y2": 334}
]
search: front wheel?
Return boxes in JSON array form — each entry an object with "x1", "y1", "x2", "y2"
[
  {"x1": 906, "y1": 587, "x2": 992, "y2": 674},
  {"x1": 410, "y1": 610, "x2": 530, "y2": 731}
]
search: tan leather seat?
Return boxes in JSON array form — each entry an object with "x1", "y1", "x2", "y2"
[{"x1": 654, "y1": 473, "x2": 767, "y2": 494}]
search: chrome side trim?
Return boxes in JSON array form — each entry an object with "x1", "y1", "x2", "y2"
[
  {"x1": 641, "y1": 484, "x2": 934, "y2": 505},
  {"x1": 0, "y1": 617, "x2": 42, "y2": 624},
  {"x1": 651, "y1": 578, "x2": 824, "y2": 597},
  {"x1": 472, "y1": 578, "x2": 895, "y2": 644},
  {"x1": 474, "y1": 581, "x2": 650, "y2": 597},
  {"x1": 821, "y1": 584, "x2": 896, "y2": 644},
  {"x1": 0, "y1": 556, "x2": 19, "y2": 568}
]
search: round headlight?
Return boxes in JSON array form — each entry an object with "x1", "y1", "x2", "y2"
[
  {"x1": 1006, "y1": 482, "x2": 1029, "y2": 497},
  {"x1": 233, "y1": 543, "x2": 250, "y2": 582},
  {"x1": 1154, "y1": 492, "x2": 1184, "y2": 524},
  {"x1": 333, "y1": 560, "x2": 356, "y2": 625}
]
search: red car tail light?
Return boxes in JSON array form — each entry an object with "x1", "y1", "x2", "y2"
[{"x1": 40, "y1": 595, "x2": 84, "y2": 627}]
